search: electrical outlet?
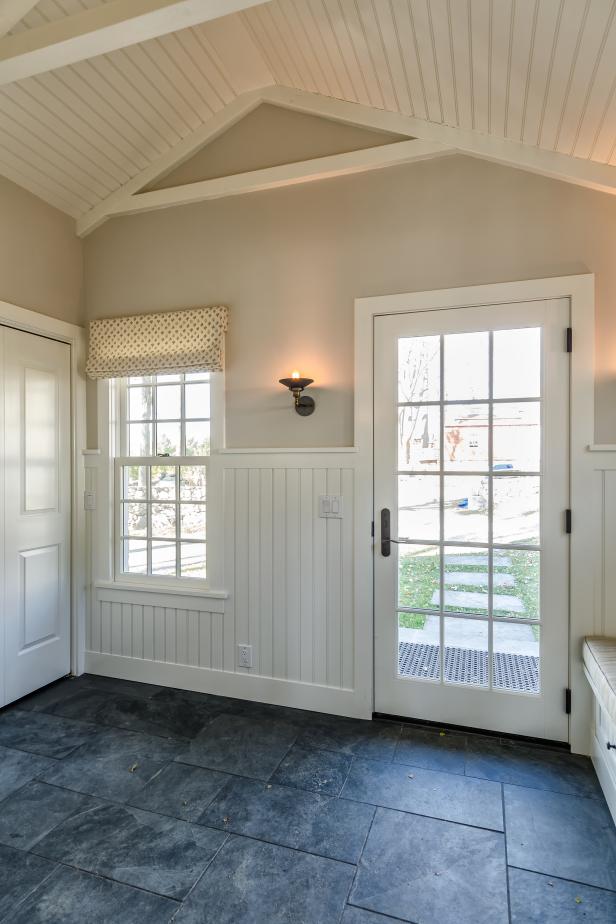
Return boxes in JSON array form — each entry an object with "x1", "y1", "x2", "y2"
[{"x1": 237, "y1": 644, "x2": 253, "y2": 668}]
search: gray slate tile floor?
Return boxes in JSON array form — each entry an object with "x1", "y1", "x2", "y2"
[{"x1": 0, "y1": 674, "x2": 614, "y2": 923}]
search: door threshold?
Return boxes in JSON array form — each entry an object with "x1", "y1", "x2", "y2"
[{"x1": 373, "y1": 712, "x2": 570, "y2": 751}]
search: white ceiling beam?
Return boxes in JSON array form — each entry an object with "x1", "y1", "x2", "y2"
[
  {"x1": 77, "y1": 83, "x2": 616, "y2": 237},
  {"x1": 76, "y1": 88, "x2": 265, "y2": 236},
  {"x1": 79, "y1": 138, "x2": 453, "y2": 229},
  {"x1": 262, "y1": 87, "x2": 616, "y2": 198},
  {"x1": 0, "y1": 1, "x2": 40, "y2": 40},
  {"x1": 0, "y1": 0, "x2": 266, "y2": 85}
]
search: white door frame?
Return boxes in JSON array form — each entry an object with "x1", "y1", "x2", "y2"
[
  {"x1": 0, "y1": 299, "x2": 87, "y2": 686},
  {"x1": 354, "y1": 274, "x2": 595, "y2": 754}
]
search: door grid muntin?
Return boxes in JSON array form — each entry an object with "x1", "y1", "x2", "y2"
[{"x1": 395, "y1": 328, "x2": 542, "y2": 694}]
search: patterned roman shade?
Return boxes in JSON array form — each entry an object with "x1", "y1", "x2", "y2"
[{"x1": 86, "y1": 305, "x2": 228, "y2": 379}]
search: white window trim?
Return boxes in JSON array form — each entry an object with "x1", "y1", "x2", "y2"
[{"x1": 93, "y1": 371, "x2": 225, "y2": 595}]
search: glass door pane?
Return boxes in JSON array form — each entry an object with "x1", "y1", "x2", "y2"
[{"x1": 397, "y1": 328, "x2": 542, "y2": 695}]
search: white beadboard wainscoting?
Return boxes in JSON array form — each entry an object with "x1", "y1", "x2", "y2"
[{"x1": 85, "y1": 449, "x2": 373, "y2": 718}]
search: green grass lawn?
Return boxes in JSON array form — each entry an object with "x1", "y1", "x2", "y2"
[{"x1": 398, "y1": 544, "x2": 540, "y2": 637}]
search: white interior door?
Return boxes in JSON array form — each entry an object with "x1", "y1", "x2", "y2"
[
  {"x1": 374, "y1": 299, "x2": 570, "y2": 741},
  {"x1": 1, "y1": 326, "x2": 71, "y2": 707}
]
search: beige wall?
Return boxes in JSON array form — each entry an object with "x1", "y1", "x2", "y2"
[
  {"x1": 84, "y1": 154, "x2": 616, "y2": 446},
  {"x1": 146, "y1": 104, "x2": 403, "y2": 190},
  {"x1": 0, "y1": 175, "x2": 83, "y2": 326}
]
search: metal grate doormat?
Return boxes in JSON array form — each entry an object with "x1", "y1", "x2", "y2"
[{"x1": 398, "y1": 641, "x2": 539, "y2": 693}]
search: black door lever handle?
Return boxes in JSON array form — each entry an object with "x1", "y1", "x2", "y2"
[
  {"x1": 381, "y1": 508, "x2": 391, "y2": 557},
  {"x1": 380, "y1": 509, "x2": 405, "y2": 556}
]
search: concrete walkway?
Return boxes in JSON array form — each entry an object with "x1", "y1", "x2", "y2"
[
  {"x1": 444, "y1": 571, "x2": 514, "y2": 588},
  {"x1": 431, "y1": 589, "x2": 525, "y2": 613},
  {"x1": 399, "y1": 615, "x2": 538, "y2": 656}
]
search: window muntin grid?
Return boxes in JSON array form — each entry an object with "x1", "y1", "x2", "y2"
[
  {"x1": 117, "y1": 373, "x2": 211, "y2": 582},
  {"x1": 118, "y1": 460, "x2": 207, "y2": 580},
  {"x1": 125, "y1": 372, "x2": 211, "y2": 457},
  {"x1": 396, "y1": 328, "x2": 542, "y2": 693}
]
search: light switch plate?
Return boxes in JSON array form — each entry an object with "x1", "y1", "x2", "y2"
[
  {"x1": 84, "y1": 490, "x2": 96, "y2": 511},
  {"x1": 319, "y1": 494, "x2": 343, "y2": 518}
]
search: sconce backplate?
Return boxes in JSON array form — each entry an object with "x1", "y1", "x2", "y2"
[{"x1": 296, "y1": 395, "x2": 315, "y2": 416}]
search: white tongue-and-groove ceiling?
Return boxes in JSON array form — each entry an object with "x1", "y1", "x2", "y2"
[{"x1": 1, "y1": 0, "x2": 615, "y2": 230}]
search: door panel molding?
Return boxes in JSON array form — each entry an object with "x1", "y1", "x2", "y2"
[
  {"x1": 0, "y1": 300, "x2": 86, "y2": 708},
  {"x1": 4, "y1": 327, "x2": 71, "y2": 703}
]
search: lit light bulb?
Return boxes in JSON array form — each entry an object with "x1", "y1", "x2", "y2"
[{"x1": 291, "y1": 370, "x2": 301, "y2": 380}]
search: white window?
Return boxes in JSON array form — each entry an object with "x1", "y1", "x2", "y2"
[{"x1": 115, "y1": 372, "x2": 215, "y2": 583}]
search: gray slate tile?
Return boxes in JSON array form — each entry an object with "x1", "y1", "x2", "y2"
[
  {"x1": 350, "y1": 807, "x2": 508, "y2": 924},
  {"x1": 0, "y1": 844, "x2": 56, "y2": 921},
  {"x1": 81, "y1": 674, "x2": 162, "y2": 698},
  {"x1": 0, "y1": 781, "x2": 97, "y2": 851},
  {"x1": 393, "y1": 726, "x2": 467, "y2": 774},
  {"x1": 14, "y1": 674, "x2": 160, "y2": 714},
  {"x1": 180, "y1": 714, "x2": 298, "y2": 780},
  {"x1": 296, "y1": 716, "x2": 401, "y2": 760},
  {"x1": 10, "y1": 865, "x2": 177, "y2": 924},
  {"x1": 342, "y1": 757, "x2": 503, "y2": 830},
  {"x1": 271, "y1": 744, "x2": 353, "y2": 795},
  {"x1": 38, "y1": 725, "x2": 183, "y2": 802},
  {"x1": 103, "y1": 689, "x2": 228, "y2": 738},
  {"x1": 43, "y1": 687, "x2": 222, "y2": 739},
  {"x1": 465, "y1": 737, "x2": 601, "y2": 797},
  {"x1": 0, "y1": 745, "x2": 57, "y2": 802},
  {"x1": 200, "y1": 775, "x2": 374, "y2": 863},
  {"x1": 509, "y1": 868, "x2": 616, "y2": 923},
  {"x1": 0, "y1": 710, "x2": 99, "y2": 759},
  {"x1": 175, "y1": 835, "x2": 355, "y2": 923},
  {"x1": 342, "y1": 908, "x2": 403, "y2": 923},
  {"x1": 34, "y1": 801, "x2": 226, "y2": 900},
  {"x1": 505, "y1": 785, "x2": 616, "y2": 890},
  {"x1": 9, "y1": 677, "x2": 92, "y2": 713},
  {"x1": 129, "y1": 762, "x2": 231, "y2": 822}
]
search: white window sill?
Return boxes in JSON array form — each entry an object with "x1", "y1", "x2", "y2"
[{"x1": 95, "y1": 579, "x2": 228, "y2": 600}]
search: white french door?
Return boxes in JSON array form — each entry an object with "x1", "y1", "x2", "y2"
[
  {"x1": 1, "y1": 326, "x2": 71, "y2": 707},
  {"x1": 374, "y1": 298, "x2": 570, "y2": 741}
]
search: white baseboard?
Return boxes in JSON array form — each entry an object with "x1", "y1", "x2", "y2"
[
  {"x1": 84, "y1": 652, "x2": 371, "y2": 720},
  {"x1": 591, "y1": 730, "x2": 616, "y2": 825}
]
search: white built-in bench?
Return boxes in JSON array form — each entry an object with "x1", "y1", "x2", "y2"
[{"x1": 583, "y1": 637, "x2": 616, "y2": 822}]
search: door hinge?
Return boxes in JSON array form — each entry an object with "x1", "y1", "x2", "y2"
[
  {"x1": 566, "y1": 327, "x2": 573, "y2": 352},
  {"x1": 565, "y1": 509, "x2": 572, "y2": 533},
  {"x1": 565, "y1": 688, "x2": 572, "y2": 714},
  {"x1": 371, "y1": 520, "x2": 375, "y2": 537}
]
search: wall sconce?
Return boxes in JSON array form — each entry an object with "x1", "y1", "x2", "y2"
[{"x1": 279, "y1": 370, "x2": 315, "y2": 416}]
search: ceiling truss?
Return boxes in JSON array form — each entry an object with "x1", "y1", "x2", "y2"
[
  {"x1": 0, "y1": 0, "x2": 265, "y2": 84},
  {"x1": 0, "y1": 0, "x2": 615, "y2": 235},
  {"x1": 76, "y1": 84, "x2": 616, "y2": 237}
]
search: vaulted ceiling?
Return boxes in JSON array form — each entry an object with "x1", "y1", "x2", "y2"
[{"x1": 1, "y1": 0, "x2": 615, "y2": 231}]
